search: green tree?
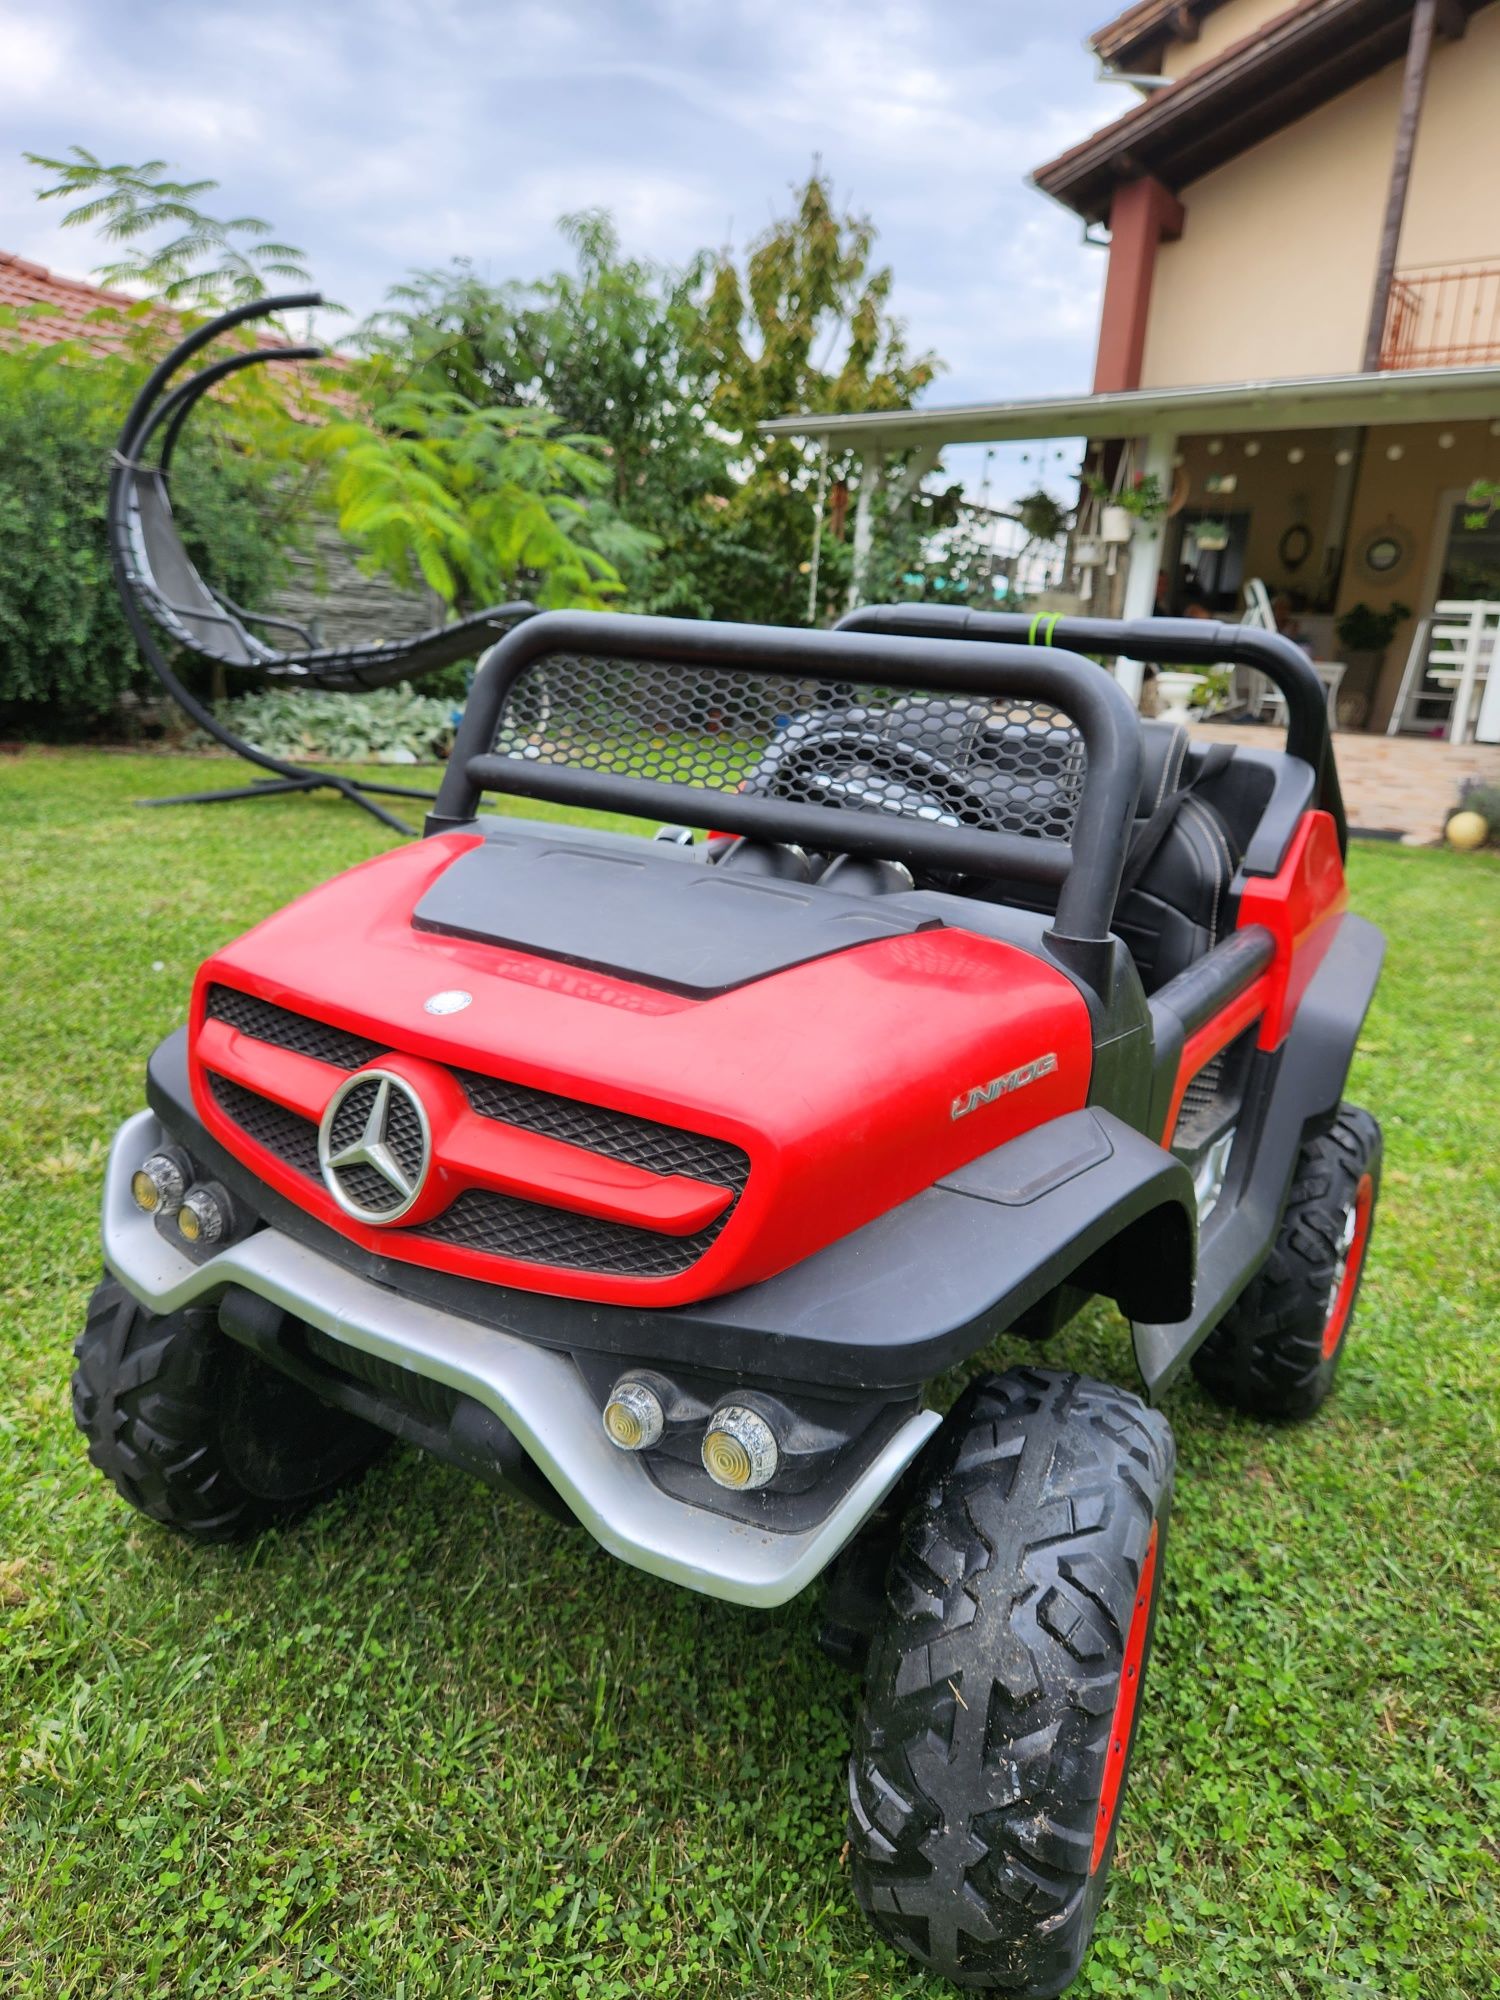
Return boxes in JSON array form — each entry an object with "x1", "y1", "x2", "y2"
[
  {"x1": 360, "y1": 215, "x2": 745, "y2": 617},
  {"x1": 312, "y1": 391, "x2": 638, "y2": 612},
  {"x1": 26, "y1": 146, "x2": 315, "y2": 314}
]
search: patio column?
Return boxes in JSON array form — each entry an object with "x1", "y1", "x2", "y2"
[
  {"x1": 1114, "y1": 428, "x2": 1175, "y2": 704},
  {"x1": 848, "y1": 447, "x2": 884, "y2": 610}
]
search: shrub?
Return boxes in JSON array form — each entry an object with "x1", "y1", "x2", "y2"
[
  {"x1": 0, "y1": 348, "x2": 291, "y2": 733},
  {"x1": 198, "y1": 683, "x2": 459, "y2": 763}
]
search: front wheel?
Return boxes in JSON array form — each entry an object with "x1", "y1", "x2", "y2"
[
  {"x1": 848, "y1": 1367, "x2": 1174, "y2": 1996},
  {"x1": 1192, "y1": 1104, "x2": 1382, "y2": 1421},
  {"x1": 73, "y1": 1275, "x2": 387, "y2": 1542}
]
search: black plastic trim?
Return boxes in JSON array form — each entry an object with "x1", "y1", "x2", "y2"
[
  {"x1": 412, "y1": 825, "x2": 941, "y2": 996},
  {"x1": 1130, "y1": 911, "x2": 1386, "y2": 1396}
]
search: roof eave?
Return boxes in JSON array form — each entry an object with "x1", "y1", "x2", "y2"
[{"x1": 758, "y1": 364, "x2": 1500, "y2": 451}]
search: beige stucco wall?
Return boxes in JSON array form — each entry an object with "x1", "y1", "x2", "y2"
[
  {"x1": 1139, "y1": 7, "x2": 1500, "y2": 387},
  {"x1": 1159, "y1": 0, "x2": 1298, "y2": 80}
]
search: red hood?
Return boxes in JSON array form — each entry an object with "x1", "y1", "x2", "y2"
[{"x1": 189, "y1": 833, "x2": 1093, "y2": 1305}]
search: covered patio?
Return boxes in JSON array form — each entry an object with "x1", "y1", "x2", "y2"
[{"x1": 762, "y1": 361, "x2": 1500, "y2": 758}]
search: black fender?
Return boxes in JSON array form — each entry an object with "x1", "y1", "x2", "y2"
[{"x1": 1131, "y1": 910, "x2": 1386, "y2": 1398}]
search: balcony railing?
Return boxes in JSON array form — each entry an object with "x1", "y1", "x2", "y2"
[{"x1": 1379, "y1": 263, "x2": 1500, "y2": 371}]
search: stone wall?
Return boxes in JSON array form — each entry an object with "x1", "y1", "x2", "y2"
[{"x1": 270, "y1": 518, "x2": 444, "y2": 649}]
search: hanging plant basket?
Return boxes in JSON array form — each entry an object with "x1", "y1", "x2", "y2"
[
  {"x1": 1100, "y1": 505, "x2": 1134, "y2": 545},
  {"x1": 1193, "y1": 520, "x2": 1230, "y2": 552}
]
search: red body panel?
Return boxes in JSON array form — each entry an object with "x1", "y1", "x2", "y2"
[
  {"x1": 190, "y1": 835, "x2": 1094, "y2": 1305},
  {"x1": 1163, "y1": 810, "x2": 1348, "y2": 1138},
  {"x1": 1236, "y1": 810, "x2": 1347, "y2": 1049}
]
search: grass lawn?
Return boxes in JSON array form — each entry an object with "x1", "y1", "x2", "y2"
[{"x1": 2, "y1": 749, "x2": 1498, "y2": 2000}]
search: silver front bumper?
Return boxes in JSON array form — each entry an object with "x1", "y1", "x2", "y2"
[{"x1": 102, "y1": 1110, "x2": 940, "y2": 1608}]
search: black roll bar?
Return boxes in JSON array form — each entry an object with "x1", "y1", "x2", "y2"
[
  {"x1": 836, "y1": 604, "x2": 1346, "y2": 854},
  {"x1": 427, "y1": 610, "x2": 1145, "y2": 950}
]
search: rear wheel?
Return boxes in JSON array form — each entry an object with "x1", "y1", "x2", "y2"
[
  {"x1": 1192, "y1": 1104, "x2": 1382, "y2": 1420},
  {"x1": 848, "y1": 1367, "x2": 1174, "y2": 1996},
  {"x1": 73, "y1": 1275, "x2": 387, "y2": 1542}
]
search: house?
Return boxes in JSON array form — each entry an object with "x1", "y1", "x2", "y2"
[{"x1": 764, "y1": 0, "x2": 1500, "y2": 740}]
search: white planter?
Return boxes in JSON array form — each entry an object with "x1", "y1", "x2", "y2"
[
  {"x1": 1155, "y1": 670, "x2": 1205, "y2": 724},
  {"x1": 1193, "y1": 531, "x2": 1229, "y2": 553},
  {"x1": 1100, "y1": 505, "x2": 1134, "y2": 545},
  {"x1": 1072, "y1": 536, "x2": 1103, "y2": 569}
]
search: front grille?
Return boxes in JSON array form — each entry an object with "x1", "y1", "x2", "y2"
[
  {"x1": 206, "y1": 985, "x2": 384, "y2": 1070},
  {"x1": 455, "y1": 1069, "x2": 749, "y2": 1193},
  {"x1": 417, "y1": 1187, "x2": 727, "y2": 1276},
  {"x1": 201, "y1": 985, "x2": 747, "y2": 1279},
  {"x1": 209, "y1": 1073, "x2": 322, "y2": 1179}
]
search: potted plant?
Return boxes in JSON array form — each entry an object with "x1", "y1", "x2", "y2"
[
  {"x1": 1335, "y1": 599, "x2": 1411, "y2": 718},
  {"x1": 1015, "y1": 488, "x2": 1072, "y2": 545},
  {"x1": 1192, "y1": 517, "x2": 1230, "y2": 552},
  {"x1": 1086, "y1": 471, "x2": 1168, "y2": 544}
]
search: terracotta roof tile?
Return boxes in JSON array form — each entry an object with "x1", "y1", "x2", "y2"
[{"x1": 0, "y1": 252, "x2": 156, "y2": 352}]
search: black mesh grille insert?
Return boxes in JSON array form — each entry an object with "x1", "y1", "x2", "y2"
[
  {"x1": 208, "y1": 1073, "x2": 322, "y2": 1179},
  {"x1": 206, "y1": 985, "x2": 385, "y2": 1070},
  {"x1": 205, "y1": 986, "x2": 748, "y2": 1277},
  {"x1": 492, "y1": 653, "x2": 1086, "y2": 842},
  {"x1": 416, "y1": 1187, "x2": 728, "y2": 1276},
  {"x1": 455, "y1": 1070, "x2": 749, "y2": 1193}
]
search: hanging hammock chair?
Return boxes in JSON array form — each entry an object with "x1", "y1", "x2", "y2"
[{"x1": 108, "y1": 290, "x2": 534, "y2": 832}]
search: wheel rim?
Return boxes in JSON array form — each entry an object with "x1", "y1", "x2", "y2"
[
  {"x1": 1320, "y1": 1172, "x2": 1375, "y2": 1361},
  {"x1": 1090, "y1": 1517, "x2": 1159, "y2": 1874}
]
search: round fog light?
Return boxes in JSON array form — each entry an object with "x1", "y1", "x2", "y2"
[
  {"x1": 131, "y1": 1152, "x2": 187, "y2": 1216},
  {"x1": 702, "y1": 1405, "x2": 778, "y2": 1490},
  {"x1": 603, "y1": 1379, "x2": 666, "y2": 1451},
  {"x1": 177, "y1": 1183, "x2": 231, "y2": 1246}
]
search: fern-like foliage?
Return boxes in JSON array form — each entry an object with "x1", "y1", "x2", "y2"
[{"x1": 26, "y1": 147, "x2": 314, "y2": 310}]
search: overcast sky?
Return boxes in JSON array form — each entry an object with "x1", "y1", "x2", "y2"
[{"x1": 2, "y1": 0, "x2": 1130, "y2": 501}]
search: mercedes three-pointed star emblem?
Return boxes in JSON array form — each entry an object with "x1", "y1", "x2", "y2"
[{"x1": 317, "y1": 1069, "x2": 431, "y2": 1224}]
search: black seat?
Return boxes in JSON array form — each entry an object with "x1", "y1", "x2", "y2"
[
  {"x1": 964, "y1": 718, "x2": 1243, "y2": 994},
  {"x1": 1113, "y1": 722, "x2": 1243, "y2": 992}
]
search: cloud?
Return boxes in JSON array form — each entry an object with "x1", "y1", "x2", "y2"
[{"x1": 0, "y1": 0, "x2": 1114, "y2": 494}]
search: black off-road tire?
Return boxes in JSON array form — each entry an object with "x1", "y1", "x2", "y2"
[
  {"x1": 848, "y1": 1367, "x2": 1174, "y2": 1996},
  {"x1": 1191, "y1": 1104, "x2": 1382, "y2": 1421},
  {"x1": 73, "y1": 1275, "x2": 387, "y2": 1542}
]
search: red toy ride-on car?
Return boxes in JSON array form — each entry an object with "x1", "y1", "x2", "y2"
[{"x1": 81, "y1": 601, "x2": 1383, "y2": 1994}]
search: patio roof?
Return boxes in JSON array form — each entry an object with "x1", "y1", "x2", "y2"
[{"x1": 758, "y1": 362, "x2": 1500, "y2": 453}]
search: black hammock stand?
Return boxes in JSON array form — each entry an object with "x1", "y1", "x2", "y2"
[{"x1": 108, "y1": 290, "x2": 535, "y2": 834}]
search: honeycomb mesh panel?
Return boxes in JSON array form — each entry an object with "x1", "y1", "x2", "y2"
[
  {"x1": 206, "y1": 984, "x2": 384, "y2": 1071},
  {"x1": 455, "y1": 1070, "x2": 749, "y2": 1192},
  {"x1": 416, "y1": 1186, "x2": 728, "y2": 1276},
  {"x1": 209, "y1": 1072, "x2": 322, "y2": 1179},
  {"x1": 491, "y1": 653, "x2": 1086, "y2": 842}
]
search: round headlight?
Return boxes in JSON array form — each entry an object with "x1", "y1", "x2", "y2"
[
  {"x1": 177, "y1": 1182, "x2": 232, "y2": 1246},
  {"x1": 603, "y1": 1379, "x2": 666, "y2": 1451},
  {"x1": 702, "y1": 1405, "x2": 779, "y2": 1490},
  {"x1": 131, "y1": 1151, "x2": 188, "y2": 1216}
]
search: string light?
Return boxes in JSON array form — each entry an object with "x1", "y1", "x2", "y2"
[
  {"x1": 1243, "y1": 440, "x2": 1261, "y2": 457},
  {"x1": 1287, "y1": 447, "x2": 1305, "y2": 464}
]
